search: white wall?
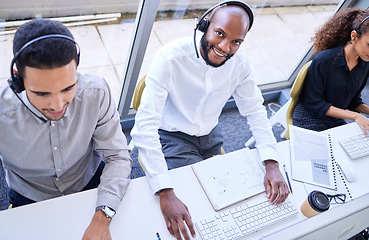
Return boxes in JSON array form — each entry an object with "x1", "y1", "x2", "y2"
[{"x1": 0, "y1": 0, "x2": 341, "y2": 20}]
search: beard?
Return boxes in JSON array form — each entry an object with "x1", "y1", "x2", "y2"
[{"x1": 200, "y1": 33, "x2": 234, "y2": 68}]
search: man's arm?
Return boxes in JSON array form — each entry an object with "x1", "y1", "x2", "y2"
[
  {"x1": 232, "y1": 64, "x2": 289, "y2": 203},
  {"x1": 85, "y1": 77, "x2": 132, "y2": 238},
  {"x1": 93, "y1": 79, "x2": 132, "y2": 209},
  {"x1": 131, "y1": 55, "x2": 196, "y2": 239},
  {"x1": 263, "y1": 160, "x2": 290, "y2": 204}
]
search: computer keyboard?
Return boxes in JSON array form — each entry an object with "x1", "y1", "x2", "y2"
[
  {"x1": 195, "y1": 197, "x2": 298, "y2": 240},
  {"x1": 339, "y1": 133, "x2": 369, "y2": 160}
]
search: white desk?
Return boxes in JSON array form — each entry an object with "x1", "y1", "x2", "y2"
[
  {"x1": 0, "y1": 122, "x2": 367, "y2": 240},
  {"x1": 309, "y1": 122, "x2": 369, "y2": 200},
  {"x1": 326, "y1": 122, "x2": 369, "y2": 197}
]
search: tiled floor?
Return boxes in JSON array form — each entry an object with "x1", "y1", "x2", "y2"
[{"x1": 0, "y1": 5, "x2": 337, "y2": 104}]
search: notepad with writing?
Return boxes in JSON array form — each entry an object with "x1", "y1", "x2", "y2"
[{"x1": 192, "y1": 148, "x2": 265, "y2": 211}]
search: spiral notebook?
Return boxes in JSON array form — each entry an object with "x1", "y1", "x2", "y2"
[
  {"x1": 289, "y1": 125, "x2": 353, "y2": 200},
  {"x1": 192, "y1": 148, "x2": 265, "y2": 211}
]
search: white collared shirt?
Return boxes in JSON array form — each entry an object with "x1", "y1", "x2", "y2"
[{"x1": 131, "y1": 37, "x2": 277, "y2": 194}]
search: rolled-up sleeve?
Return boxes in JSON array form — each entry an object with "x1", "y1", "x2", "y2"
[{"x1": 93, "y1": 81, "x2": 132, "y2": 211}]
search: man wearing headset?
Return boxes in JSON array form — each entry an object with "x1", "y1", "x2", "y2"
[
  {"x1": 0, "y1": 20, "x2": 132, "y2": 239},
  {"x1": 131, "y1": 1, "x2": 290, "y2": 239}
]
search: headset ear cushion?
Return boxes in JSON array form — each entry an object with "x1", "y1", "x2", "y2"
[
  {"x1": 197, "y1": 19, "x2": 210, "y2": 33},
  {"x1": 8, "y1": 75, "x2": 25, "y2": 93}
]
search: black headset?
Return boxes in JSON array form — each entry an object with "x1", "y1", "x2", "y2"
[
  {"x1": 7, "y1": 34, "x2": 80, "y2": 123},
  {"x1": 356, "y1": 15, "x2": 369, "y2": 35},
  {"x1": 8, "y1": 34, "x2": 80, "y2": 93},
  {"x1": 193, "y1": 0, "x2": 254, "y2": 58}
]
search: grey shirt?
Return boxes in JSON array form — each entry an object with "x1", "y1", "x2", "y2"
[{"x1": 0, "y1": 72, "x2": 132, "y2": 211}]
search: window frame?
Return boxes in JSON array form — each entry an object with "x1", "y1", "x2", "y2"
[{"x1": 118, "y1": 0, "x2": 361, "y2": 129}]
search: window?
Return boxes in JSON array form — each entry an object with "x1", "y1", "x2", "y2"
[
  {"x1": 0, "y1": 0, "x2": 358, "y2": 128},
  {"x1": 0, "y1": 1, "x2": 141, "y2": 105},
  {"x1": 118, "y1": 0, "x2": 342, "y2": 125}
]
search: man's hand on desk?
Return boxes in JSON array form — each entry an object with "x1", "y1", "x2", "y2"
[
  {"x1": 159, "y1": 188, "x2": 196, "y2": 240},
  {"x1": 82, "y1": 210, "x2": 112, "y2": 240},
  {"x1": 264, "y1": 160, "x2": 290, "y2": 205}
]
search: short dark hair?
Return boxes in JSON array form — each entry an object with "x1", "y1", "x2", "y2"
[{"x1": 13, "y1": 19, "x2": 79, "y2": 77}]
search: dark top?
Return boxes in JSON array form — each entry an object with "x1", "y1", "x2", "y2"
[{"x1": 299, "y1": 45, "x2": 369, "y2": 117}]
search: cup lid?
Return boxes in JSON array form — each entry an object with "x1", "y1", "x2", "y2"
[{"x1": 308, "y1": 191, "x2": 330, "y2": 212}]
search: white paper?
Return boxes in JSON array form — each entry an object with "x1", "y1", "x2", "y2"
[
  {"x1": 289, "y1": 125, "x2": 335, "y2": 190},
  {"x1": 192, "y1": 148, "x2": 265, "y2": 211}
]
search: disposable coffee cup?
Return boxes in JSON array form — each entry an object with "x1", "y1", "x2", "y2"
[{"x1": 300, "y1": 191, "x2": 330, "y2": 218}]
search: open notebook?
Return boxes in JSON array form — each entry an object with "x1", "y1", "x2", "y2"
[{"x1": 192, "y1": 148, "x2": 265, "y2": 211}]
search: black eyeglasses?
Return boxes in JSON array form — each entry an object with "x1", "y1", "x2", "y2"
[{"x1": 326, "y1": 193, "x2": 346, "y2": 204}]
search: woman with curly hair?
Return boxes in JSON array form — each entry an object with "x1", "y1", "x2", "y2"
[{"x1": 292, "y1": 8, "x2": 369, "y2": 133}]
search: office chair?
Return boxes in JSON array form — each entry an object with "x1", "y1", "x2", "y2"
[
  {"x1": 285, "y1": 60, "x2": 312, "y2": 139},
  {"x1": 132, "y1": 75, "x2": 146, "y2": 111},
  {"x1": 244, "y1": 100, "x2": 292, "y2": 148},
  {"x1": 130, "y1": 75, "x2": 225, "y2": 167}
]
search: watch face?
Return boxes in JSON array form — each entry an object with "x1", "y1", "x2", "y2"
[
  {"x1": 104, "y1": 206, "x2": 116, "y2": 218},
  {"x1": 97, "y1": 205, "x2": 116, "y2": 218}
]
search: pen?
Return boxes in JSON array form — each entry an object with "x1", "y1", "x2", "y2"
[
  {"x1": 156, "y1": 232, "x2": 161, "y2": 240},
  {"x1": 283, "y1": 164, "x2": 293, "y2": 194}
]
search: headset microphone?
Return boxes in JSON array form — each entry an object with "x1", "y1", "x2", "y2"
[
  {"x1": 8, "y1": 34, "x2": 80, "y2": 123},
  {"x1": 193, "y1": 0, "x2": 254, "y2": 58},
  {"x1": 8, "y1": 87, "x2": 48, "y2": 123}
]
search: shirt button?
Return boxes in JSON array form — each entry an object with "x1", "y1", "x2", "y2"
[
  {"x1": 51, "y1": 123, "x2": 55, "y2": 127},
  {"x1": 57, "y1": 168, "x2": 61, "y2": 172},
  {"x1": 53, "y1": 146, "x2": 58, "y2": 150},
  {"x1": 55, "y1": 178, "x2": 59, "y2": 181}
]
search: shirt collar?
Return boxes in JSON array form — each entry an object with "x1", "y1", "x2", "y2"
[
  {"x1": 336, "y1": 44, "x2": 365, "y2": 69},
  {"x1": 334, "y1": 45, "x2": 347, "y2": 67}
]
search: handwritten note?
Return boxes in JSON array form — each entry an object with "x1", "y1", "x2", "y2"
[{"x1": 192, "y1": 148, "x2": 265, "y2": 211}]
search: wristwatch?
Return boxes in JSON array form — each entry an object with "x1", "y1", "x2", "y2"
[{"x1": 96, "y1": 205, "x2": 116, "y2": 219}]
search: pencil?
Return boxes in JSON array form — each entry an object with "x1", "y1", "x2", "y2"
[{"x1": 283, "y1": 164, "x2": 293, "y2": 194}]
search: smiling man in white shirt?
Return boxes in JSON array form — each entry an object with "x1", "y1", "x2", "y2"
[{"x1": 131, "y1": 1, "x2": 290, "y2": 239}]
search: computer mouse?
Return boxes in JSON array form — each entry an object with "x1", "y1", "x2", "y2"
[{"x1": 338, "y1": 161, "x2": 357, "y2": 183}]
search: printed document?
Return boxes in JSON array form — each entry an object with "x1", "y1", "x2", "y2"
[{"x1": 289, "y1": 125, "x2": 334, "y2": 189}]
